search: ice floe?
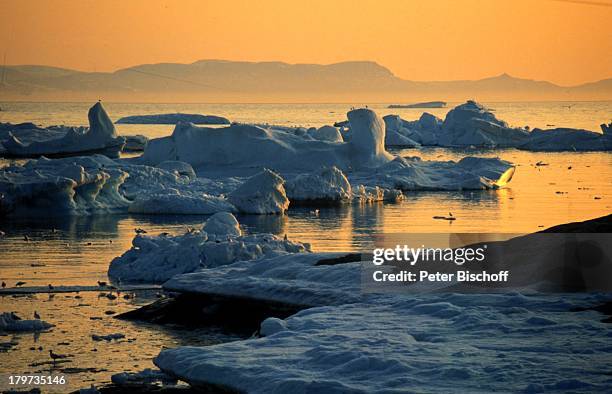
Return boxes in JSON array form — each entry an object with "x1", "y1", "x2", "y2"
[
  {"x1": 519, "y1": 127, "x2": 612, "y2": 151},
  {"x1": 1, "y1": 102, "x2": 126, "y2": 158},
  {"x1": 162, "y1": 252, "x2": 361, "y2": 306},
  {"x1": 115, "y1": 113, "x2": 230, "y2": 125},
  {"x1": 154, "y1": 292, "x2": 612, "y2": 393},
  {"x1": 0, "y1": 312, "x2": 53, "y2": 332},
  {"x1": 108, "y1": 213, "x2": 310, "y2": 283}
]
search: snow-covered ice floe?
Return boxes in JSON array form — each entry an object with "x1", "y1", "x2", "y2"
[
  {"x1": 155, "y1": 292, "x2": 612, "y2": 393},
  {"x1": 0, "y1": 312, "x2": 53, "y2": 332},
  {"x1": 108, "y1": 212, "x2": 310, "y2": 283},
  {"x1": 374, "y1": 100, "x2": 612, "y2": 151},
  {"x1": 115, "y1": 113, "x2": 230, "y2": 125},
  {"x1": 0, "y1": 102, "x2": 126, "y2": 158},
  {"x1": 162, "y1": 252, "x2": 361, "y2": 306}
]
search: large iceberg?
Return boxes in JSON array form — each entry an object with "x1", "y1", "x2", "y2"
[
  {"x1": 141, "y1": 108, "x2": 392, "y2": 172},
  {"x1": 1, "y1": 102, "x2": 126, "y2": 158},
  {"x1": 139, "y1": 108, "x2": 514, "y2": 192}
]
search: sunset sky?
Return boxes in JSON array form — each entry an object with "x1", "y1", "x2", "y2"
[{"x1": 0, "y1": 0, "x2": 610, "y2": 86}]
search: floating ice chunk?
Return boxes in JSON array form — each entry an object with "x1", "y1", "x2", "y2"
[
  {"x1": 519, "y1": 127, "x2": 612, "y2": 151},
  {"x1": 228, "y1": 169, "x2": 289, "y2": 214},
  {"x1": 128, "y1": 190, "x2": 234, "y2": 215},
  {"x1": 2, "y1": 102, "x2": 126, "y2": 158},
  {"x1": 0, "y1": 312, "x2": 53, "y2": 332},
  {"x1": 259, "y1": 317, "x2": 288, "y2": 336},
  {"x1": 108, "y1": 228, "x2": 310, "y2": 284},
  {"x1": 202, "y1": 212, "x2": 242, "y2": 237},
  {"x1": 91, "y1": 333, "x2": 125, "y2": 341},
  {"x1": 111, "y1": 368, "x2": 177, "y2": 386},
  {"x1": 115, "y1": 113, "x2": 230, "y2": 125},
  {"x1": 285, "y1": 166, "x2": 352, "y2": 204},
  {"x1": 353, "y1": 156, "x2": 515, "y2": 191}
]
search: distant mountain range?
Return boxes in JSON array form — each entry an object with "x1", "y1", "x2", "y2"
[{"x1": 0, "y1": 60, "x2": 610, "y2": 102}]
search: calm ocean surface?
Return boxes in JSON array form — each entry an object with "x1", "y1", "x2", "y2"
[{"x1": 0, "y1": 101, "x2": 610, "y2": 391}]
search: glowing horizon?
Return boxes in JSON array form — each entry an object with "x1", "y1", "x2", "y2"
[{"x1": 1, "y1": 0, "x2": 610, "y2": 86}]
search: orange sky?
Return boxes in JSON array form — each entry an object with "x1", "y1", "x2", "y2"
[{"x1": 0, "y1": 0, "x2": 610, "y2": 85}]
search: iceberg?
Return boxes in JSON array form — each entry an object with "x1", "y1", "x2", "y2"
[
  {"x1": 438, "y1": 100, "x2": 530, "y2": 147},
  {"x1": 1, "y1": 102, "x2": 126, "y2": 158},
  {"x1": 139, "y1": 108, "x2": 514, "y2": 192},
  {"x1": 108, "y1": 213, "x2": 310, "y2": 283},
  {"x1": 0, "y1": 155, "x2": 285, "y2": 217},
  {"x1": 380, "y1": 101, "x2": 611, "y2": 151},
  {"x1": 141, "y1": 108, "x2": 392, "y2": 172},
  {"x1": 115, "y1": 113, "x2": 230, "y2": 125}
]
